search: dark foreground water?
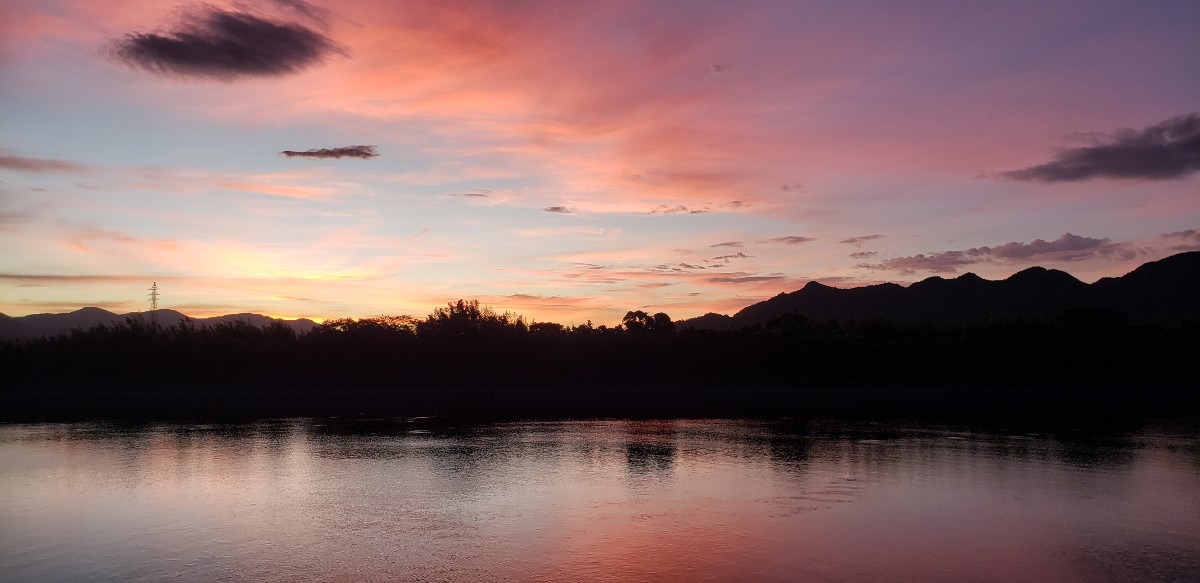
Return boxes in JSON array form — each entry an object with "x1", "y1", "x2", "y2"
[{"x1": 2, "y1": 419, "x2": 1198, "y2": 582}]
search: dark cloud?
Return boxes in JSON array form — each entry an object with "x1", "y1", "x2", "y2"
[
  {"x1": 708, "y1": 276, "x2": 784, "y2": 284},
  {"x1": 710, "y1": 241, "x2": 742, "y2": 248},
  {"x1": 858, "y1": 233, "x2": 1135, "y2": 275},
  {"x1": 451, "y1": 190, "x2": 491, "y2": 198},
  {"x1": 761, "y1": 236, "x2": 814, "y2": 245},
  {"x1": 709, "y1": 253, "x2": 749, "y2": 263},
  {"x1": 986, "y1": 233, "x2": 1114, "y2": 259},
  {"x1": 543, "y1": 206, "x2": 572, "y2": 214},
  {"x1": 111, "y1": 6, "x2": 343, "y2": 80},
  {"x1": 281, "y1": 145, "x2": 377, "y2": 159},
  {"x1": 1002, "y1": 113, "x2": 1200, "y2": 182},
  {"x1": 849, "y1": 251, "x2": 877, "y2": 259},
  {"x1": 1162, "y1": 228, "x2": 1200, "y2": 252},
  {"x1": 840, "y1": 235, "x2": 883, "y2": 245},
  {"x1": 860, "y1": 251, "x2": 981, "y2": 274},
  {"x1": 0, "y1": 154, "x2": 87, "y2": 173}
]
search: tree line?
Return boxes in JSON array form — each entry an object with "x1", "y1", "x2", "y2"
[{"x1": 3, "y1": 299, "x2": 1197, "y2": 396}]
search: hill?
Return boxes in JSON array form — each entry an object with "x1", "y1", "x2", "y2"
[
  {"x1": 0, "y1": 308, "x2": 318, "y2": 340},
  {"x1": 678, "y1": 251, "x2": 1200, "y2": 330}
]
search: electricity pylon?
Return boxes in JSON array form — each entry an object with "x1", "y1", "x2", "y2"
[{"x1": 148, "y1": 282, "x2": 159, "y2": 325}]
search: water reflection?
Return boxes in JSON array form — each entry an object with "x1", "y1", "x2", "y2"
[
  {"x1": 626, "y1": 442, "x2": 675, "y2": 476},
  {"x1": 624, "y1": 420, "x2": 676, "y2": 479},
  {"x1": 1, "y1": 419, "x2": 1198, "y2": 582}
]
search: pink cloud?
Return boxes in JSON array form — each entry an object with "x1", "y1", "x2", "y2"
[{"x1": 219, "y1": 181, "x2": 338, "y2": 200}]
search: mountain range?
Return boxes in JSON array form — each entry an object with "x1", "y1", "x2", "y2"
[
  {"x1": 3, "y1": 251, "x2": 1197, "y2": 340},
  {"x1": 0, "y1": 308, "x2": 318, "y2": 340},
  {"x1": 678, "y1": 250, "x2": 1200, "y2": 330}
]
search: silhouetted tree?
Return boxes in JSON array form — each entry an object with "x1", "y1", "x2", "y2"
[
  {"x1": 652, "y1": 312, "x2": 675, "y2": 334},
  {"x1": 622, "y1": 310, "x2": 674, "y2": 334},
  {"x1": 622, "y1": 310, "x2": 652, "y2": 333},
  {"x1": 417, "y1": 299, "x2": 526, "y2": 337}
]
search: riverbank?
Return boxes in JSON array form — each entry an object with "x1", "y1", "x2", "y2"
[{"x1": 4, "y1": 383, "x2": 1195, "y2": 423}]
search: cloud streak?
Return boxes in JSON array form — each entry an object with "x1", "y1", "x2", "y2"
[
  {"x1": 760, "y1": 236, "x2": 815, "y2": 245},
  {"x1": 0, "y1": 273, "x2": 160, "y2": 285},
  {"x1": 1162, "y1": 228, "x2": 1200, "y2": 252},
  {"x1": 859, "y1": 233, "x2": 1134, "y2": 274},
  {"x1": 110, "y1": 6, "x2": 342, "y2": 80},
  {"x1": 1002, "y1": 113, "x2": 1200, "y2": 182},
  {"x1": 841, "y1": 235, "x2": 883, "y2": 245},
  {"x1": 646, "y1": 205, "x2": 709, "y2": 215},
  {"x1": 280, "y1": 146, "x2": 378, "y2": 159},
  {"x1": 270, "y1": 0, "x2": 332, "y2": 24},
  {"x1": 0, "y1": 154, "x2": 87, "y2": 173},
  {"x1": 708, "y1": 275, "x2": 784, "y2": 284},
  {"x1": 709, "y1": 253, "x2": 749, "y2": 264}
]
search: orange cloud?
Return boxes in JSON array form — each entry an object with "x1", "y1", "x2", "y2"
[{"x1": 219, "y1": 181, "x2": 338, "y2": 200}]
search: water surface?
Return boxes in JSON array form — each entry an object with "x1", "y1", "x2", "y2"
[{"x1": 2, "y1": 419, "x2": 1198, "y2": 581}]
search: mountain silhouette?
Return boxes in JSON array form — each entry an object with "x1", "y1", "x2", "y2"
[
  {"x1": 679, "y1": 251, "x2": 1200, "y2": 330},
  {"x1": 0, "y1": 307, "x2": 318, "y2": 340}
]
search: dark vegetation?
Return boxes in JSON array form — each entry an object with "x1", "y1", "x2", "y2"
[{"x1": 3, "y1": 254, "x2": 1199, "y2": 421}]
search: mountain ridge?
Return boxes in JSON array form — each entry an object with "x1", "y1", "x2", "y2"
[
  {"x1": 0, "y1": 308, "x2": 318, "y2": 340},
  {"x1": 4, "y1": 252, "x2": 1197, "y2": 339},
  {"x1": 678, "y1": 251, "x2": 1200, "y2": 330}
]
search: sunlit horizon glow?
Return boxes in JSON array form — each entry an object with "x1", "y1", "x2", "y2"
[{"x1": 2, "y1": 0, "x2": 1198, "y2": 325}]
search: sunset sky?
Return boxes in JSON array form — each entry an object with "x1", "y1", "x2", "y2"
[{"x1": 2, "y1": 0, "x2": 1197, "y2": 324}]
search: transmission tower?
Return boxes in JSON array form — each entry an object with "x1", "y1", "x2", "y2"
[{"x1": 148, "y1": 282, "x2": 159, "y2": 325}]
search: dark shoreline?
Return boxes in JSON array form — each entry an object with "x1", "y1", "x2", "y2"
[{"x1": 4, "y1": 383, "x2": 1195, "y2": 424}]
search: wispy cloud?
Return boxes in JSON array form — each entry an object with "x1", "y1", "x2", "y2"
[
  {"x1": 1002, "y1": 113, "x2": 1200, "y2": 182},
  {"x1": 707, "y1": 275, "x2": 784, "y2": 284},
  {"x1": 68, "y1": 227, "x2": 179, "y2": 254},
  {"x1": 270, "y1": 0, "x2": 331, "y2": 24},
  {"x1": 219, "y1": 181, "x2": 337, "y2": 199},
  {"x1": 0, "y1": 273, "x2": 159, "y2": 285},
  {"x1": 709, "y1": 241, "x2": 742, "y2": 248},
  {"x1": 760, "y1": 236, "x2": 815, "y2": 245},
  {"x1": 646, "y1": 205, "x2": 709, "y2": 215},
  {"x1": 858, "y1": 233, "x2": 1135, "y2": 274},
  {"x1": 709, "y1": 253, "x2": 749, "y2": 264},
  {"x1": 451, "y1": 190, "x2": 492, "y2": 198},
  {"x1": 1162, "y1": 228, "x2": 1200, "y2": 251},
  {"x1": 110, "y1": 5, "x2": 343, "y2": 80},
  {"x1": 841, "y1": 235, "x2": 884, "y2": 245},
  {"x1": 543, "y1": 206, "x2": 573, "y2": 214},
  {"x1": 280, "y1": 145, "x2": 378, "y2": 159},
  {"x1": 0, "y1": 153, "x2": 87, "y2": 173}
]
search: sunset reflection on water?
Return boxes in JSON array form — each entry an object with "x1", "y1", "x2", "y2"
[{"x1": 2, "y1": 419, "x2": 1198, "y2": 581}]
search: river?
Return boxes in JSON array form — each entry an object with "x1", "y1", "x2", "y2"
[{"x1": 2, "y1": 419, "x2": 1198, "y2": 581}]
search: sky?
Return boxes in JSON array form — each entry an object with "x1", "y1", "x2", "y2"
[{"x1": 1, "y1": 0, "x2": 1198, "y2": 325}]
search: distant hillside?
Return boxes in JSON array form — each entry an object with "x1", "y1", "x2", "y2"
[
  {"x1": 678, "y1": 251, "x2": 1200, "y2": 330},
  {"x1": 0, "y1": 308, "x2": 318, "y2": 340}
]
